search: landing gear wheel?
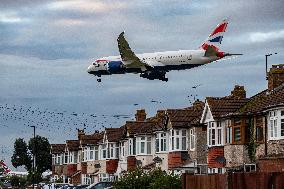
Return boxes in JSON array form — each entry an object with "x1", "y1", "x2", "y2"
[
  {"x1": 161, "y1": 77, "x2": 168, "y2": 82},
  {"x1": 97, "y1": 78, "x2": 102, "y2": 82}
]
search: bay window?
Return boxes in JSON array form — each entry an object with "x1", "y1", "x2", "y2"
[
  {"x1": 108, "y1": 143, "x2": 118, "y2": 159},
  {"x1": 189, "y1": 128, "x2": 195, "y2": 151},
  {"x1": 207, "y1": 121, "x2": 224, "y2": 147},
  {"x1": 101, "y1": 144, "x2": 107, "y2": 159},
  {"x1": 136, "y1": 136, "x2": 152, "y2": 155},
  {"x1": 156, "y1": 132, "x2": 167, "y2": 153},
  {"x1": 268, "y1": 109, "x2": 284, "y2": 140},
  {"x1": 128, "y1": 138, "x2": 136, "y2": 156},
  {"x1": 169, "y1": 129, "x2": 187, "y2": 151}
]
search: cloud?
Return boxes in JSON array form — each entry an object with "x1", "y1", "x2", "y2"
[{"x1": 249, "y1": 29, "x2": 284, "y2": 43}]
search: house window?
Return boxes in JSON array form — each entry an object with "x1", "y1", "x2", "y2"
[
  {"x1": 268, "y1": 109, "x2": 284, "y2": 140},
  {"x1": 78, "y1": 151, "x2": 81, "y2": 163},
  {"x1": 101, "y1": 144, "x2": 107, "y2": 159},
  {"x1": 52, "y1": 154, "x2": 56, "y2": 165},
  {"x1": 69, "y1": 151, "x2": 74, "y2": 163},
  {"x1": 256, "y1": 117, "x2": 264, "y2": 142},
  {"x1": 108, "y1": 143, "x2": 118, "y2": 159},
  {"x1": 56, "y1": 154, "x2": 61, "y2": 165},
  {"x1": 189, "y1": 128, "x2": 195, "y2": 151},
  {"x1": 170, "y1": 129, "x2": 187, "y2": 151},
  {"x1": 208, "y1": 121, "x2": 224, "y2": 147},
  {"x1": 64, "y1": 152, "x2": 68, "y2": 164},
  {"x1": 94, "y1": 146, "x2": 99, "y2": 160},
  {"x1": 234, "y1": 127, "x2": 241, "y2": 142},
  {"x1": 226, "y1": 119, "x2": 232, "y2": 144},
  {"x1": 120, "y1": 141, "x2": 126, "y2": 158},
  {"x1": 136, "y1": 136, "x2": 152, "y2": 155},
  {"x1": 156, "y1": 133, "x2": 167, "y2": 153}
]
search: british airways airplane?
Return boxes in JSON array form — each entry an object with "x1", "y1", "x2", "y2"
[{"x1": 87, "y1": 19, "x2": 241, "y2": 82}]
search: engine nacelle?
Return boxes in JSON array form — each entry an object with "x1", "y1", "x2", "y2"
[
  {"x1": 140, "y1": 70, "x2": 168, "y2": 81},
  {"x1": 107, "y1": 61, "x2": 125, "y2": 74}
]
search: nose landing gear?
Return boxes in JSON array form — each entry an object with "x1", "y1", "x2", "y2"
[{"x1": 97, "y1": 78, "x2": 102, "y2": 82}]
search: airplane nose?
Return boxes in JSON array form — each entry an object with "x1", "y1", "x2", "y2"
[{"x1": 87, "y1": 65, "x2": 93, "y2": 73}]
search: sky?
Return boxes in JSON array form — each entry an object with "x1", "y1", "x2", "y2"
[{"x1": 0, "y1": 0, "x2": 284, "y2": 170}]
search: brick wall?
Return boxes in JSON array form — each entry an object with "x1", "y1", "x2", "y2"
[
  {"x1": 71, "y1": 172, "x2": 81, "y2": 185},
  {"x1": 196, "y1": 126, "x2": 207, "y2": 164},
  {"x1": 258, "y1": 158, "x2": 284, "y2": 172},
  {"x1": 53, "y1": 165, "x2": 63, "y2": 175},
  {"x1": 168, "y1": 151, "x2": 188, "y2": 169},
  {"x1": 127, "y1": 156, "x2": 137, "y2": 171},
  {"x1": 268, "y1": 64, "x2": 284, "y2": 91},
  {"x1": 207, "y1": 146, "x2": 225, "y2": 168},
  {"x1": 106, "y1": 159, "x2": 119, "y2": 174},
  {"x1": 67, "y1": 164, "x2": 77, "y2": 176},
  {"x1": 81, "y1": 162, "x2": 87, "y2": 174},
  {"x1": 224, "y1": 144, "x2": 250, "y2": 168}
]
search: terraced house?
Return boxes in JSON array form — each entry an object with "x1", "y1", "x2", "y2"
[{"x1": 51, "y1": 64, "x2": 284, "y2": 185}]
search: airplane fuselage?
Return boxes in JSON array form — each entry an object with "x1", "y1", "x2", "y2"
[{"x1": 87, "y1": 49, "x2": 221, "y2": 77}]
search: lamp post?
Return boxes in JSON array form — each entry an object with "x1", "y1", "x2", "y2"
[
  {"x1": 30, "y1": 126, "x2": 36, "y2": 189},
  {"x1": 265, "y1": 53, "x2": 277, "y2": 80}
]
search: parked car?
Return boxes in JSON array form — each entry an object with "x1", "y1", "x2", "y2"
[
  {"x1": 86, "y1": 182, "x2": 113, "y2": 189},
  {"x1": 73, "y1": 185, "x2": 89, "y2": 189}
]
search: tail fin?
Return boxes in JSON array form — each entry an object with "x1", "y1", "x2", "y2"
[{"x1": 200, "y1": 19, "x2": 228, "y2": 51}]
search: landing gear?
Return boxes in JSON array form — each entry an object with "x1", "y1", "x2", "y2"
[
  {"x1": 140, "y1": 70, "x2": 168, "y2": 81},
  {"x1": 97, "y1": 75, "x2": 102, "y2": 82}
]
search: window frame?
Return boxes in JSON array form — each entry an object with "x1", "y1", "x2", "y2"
[
  {"x1": 189, "y1": 128, "x2": 195, "y2": 151},
  {"x1": 136, "y1": 136, "x2": 152, "y2": 155},
  {"x1": 169, "y1": 129, "x2": 188, "y2": 151},
  {"x1": 268, "y1": 109, "x2": 284, "y2": 140},
  {"x1": 155, "y1": 132, "x2": 168, "y2": 153}
]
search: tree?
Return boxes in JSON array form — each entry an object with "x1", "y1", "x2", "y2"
[
  {"x1": 11, "y1": 136, "x2": 52, "y2": 184},
  {"x1": 113, "y1": 168, "x2": 182, "y2": 189}
]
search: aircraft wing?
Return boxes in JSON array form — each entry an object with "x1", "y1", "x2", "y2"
[{"x1": 117, "y1": 32, "x2": 151, "y2": 71}]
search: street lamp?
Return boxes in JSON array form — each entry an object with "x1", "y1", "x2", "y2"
[
  {"x1": 30, "y1": 126, "x2": 36, "y2": 189},
  {"x1": 265, "y1": 53, "x2": 277, "y2": 80}
]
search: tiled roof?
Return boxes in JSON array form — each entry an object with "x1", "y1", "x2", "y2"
[
  {"x1": 147, "y1": 110, "x2": 167, "y2": 128},
  {"x1": 206, "y1": 96, "x2": 249, "y2": 118},
  {"x1": 51, "y1": 144, "x2": 65, "y2": 154},
  {"x1": 80, "y1": 132, "x2": 103, "y2": 145},
  {"x1": 167, "y1": 101, "x2": 205, "y2": 128},
  {"x1": 66, "y1": 140, "x2": 80, "y2": 151},
  {"x1": 238, "y1": 86, "x2": 284, "y2": 114},
  {"x1": 105, "y1": 126, "x2": 125, "y2": 142},
  {"x1": 125, "y1": 121, "x2": 161, "y2": 135}
]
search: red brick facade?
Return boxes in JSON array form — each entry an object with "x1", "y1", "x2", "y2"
[
  {"x1": 52, "y1": 165, "x2": 63, "y2": 175},
  {"x1": 168, "y1": 151, "x2": 187, "y2": 169},
  {"x1": 71, "y1": 172, "x2": 81, "y2": 185},
  {"x1": 106, "y1": 159, "x2": 119, "y2": 174},
  {"x1": 67, "y1": 164, "x2": 77, "y2": 176},
  {"x1": 208, "y1": 146, "x2": 225, "y2": 168},
  {"x1": 127, "y1": 156, "x2": 137, "y2": 171},
  {"x1": 258, "y1": 158, "x2": 284, "y2": 172},
  {"x1": 81, "y1": 162, "x2": 87, "y2": 174}
]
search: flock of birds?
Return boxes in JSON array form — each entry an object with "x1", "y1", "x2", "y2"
[{"x1": 0, "y1": 84, "x2": 202, "y2": 162}]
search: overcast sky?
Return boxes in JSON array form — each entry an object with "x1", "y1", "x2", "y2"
[{"x1": 0, "y1": 0, "x2": 284, "y2": 170}]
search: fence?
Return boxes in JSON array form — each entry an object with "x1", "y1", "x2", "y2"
[{"x1": 182, "y1": 172, "x2": 284, "y2": 189}]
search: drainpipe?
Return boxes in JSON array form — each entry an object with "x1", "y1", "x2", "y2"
[{"x1": 264, "y1": 115, "x2": 267, "y2": 156}]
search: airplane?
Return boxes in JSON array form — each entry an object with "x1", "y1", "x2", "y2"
[{"x1": 87, "y1": 19, "x2": 242, "y2": 82}]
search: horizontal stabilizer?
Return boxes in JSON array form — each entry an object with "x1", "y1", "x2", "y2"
[{"x1": 224, "y1": 53, "x2": 243, "y2": 57}]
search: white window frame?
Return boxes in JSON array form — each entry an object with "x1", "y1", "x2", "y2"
[
  {"x1": 120, "y1": 141, "x2": 126, "y2": 159},
  {"x1": 68, "y1": 151, "x2": 74, "y2": 164},
  {"x1": 207, "y1": 121, "x2": 224, "y2": 147},
  {"x1": 169, "y1": 129, "x2": 188, "y2": 151},
  {"x1": 108, "y1": 143, "x2": 118, "y2": 159},
  {"x1": 268, "y1": 109, "x2": 284, "y2": 140},
  {"x1": 100, "y1": 144, "x2": 107, "y2": 160},
  {"x1": 56, "y1": 154, "x2": 62, "y2": 165},
  {"x1": 52, "y1": 154, "x2": 56, "y2": 165},
  {"x1": 156, "y1": 132, "x2": 168, "y2": 153},
  {"x1": 128, "y1": 138, "x2": 136, "y2": 156},
  {"x1": 63, "y1": 152, "x2": 68, "y2": 164},
  {"x1": 136, "y1": 136, "x2": 152, "y2": 155},
  {"x1": 189, "y1": 128, "x2": 195, "y2": 151}
]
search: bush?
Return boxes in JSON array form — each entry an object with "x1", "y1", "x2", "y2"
[{"x1": 113, "y1": 168, "x2": 181, "y2": 189}]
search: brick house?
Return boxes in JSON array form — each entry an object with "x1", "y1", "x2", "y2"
[
  {"x1": 200, "y1": 85, "x2": 249, "y2": 173},
  {"x1": 166, "y1": 100, "x2": 205, "y2": 174},
  {"x1": 51, "y1": 144, "x2": 65, "y2": 182}
]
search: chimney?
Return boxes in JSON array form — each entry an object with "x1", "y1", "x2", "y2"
[
  {"x1": 77, "y1": 129, "x2": 85, "y2": 140},
  {"x1": 135, "y1": 109, "x2": 146, "y2": 121},
  {"x1": 192, "y1": 99, "x2": 204, "y2": 110},
  {"x1": 230, "y1": 85, "x2": 246, "y2": 99},
  {"x1": 267, "y1": 64, "x2": 284, "y2": 91}
]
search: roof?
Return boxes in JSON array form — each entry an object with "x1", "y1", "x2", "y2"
[
  {"x1": 66, "y1": 140, "x2": 80, "y2": 151},
  {"x1": 167, "y1": 101, "x2": 205, "y2": 128},
  {"x1": 125, "y1": 121, "x2": 161, "y2": 135},
  {"x1": 238, "y1": 86, "x2": 284, "y2": 114},
  {"x1": 105, "y1": 126, "x2": 125, "y2": 142},
  {"x1": 51, "y1": 144, "x2": 65, "y2": 154},
  {"x1": 206, "y1": 96, "x2": 249, "y2": 118},
  {"x1": 80, "y1": 132, "x2": 103, "y2": 145}
]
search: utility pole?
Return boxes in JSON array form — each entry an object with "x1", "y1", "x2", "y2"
[
  {"x1": 265, "y1": 53, "x2": 277, "y2": 80},
  {"x1": 30, "y1": 126, "x2": 36, "y2": 189}
]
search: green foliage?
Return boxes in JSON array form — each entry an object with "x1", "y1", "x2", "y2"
[
  {"x1": 11, "y1": 135, "x2": 52, "y2": 184},
  {"x1": 11, "y1": 138, "x2": 32, "y2": 170},
  {"x1": 10, "y1": 175, "x2": 27, "y2": 188},
  {"x1": 113, "y1": 168, "x2": 182, "y2": 189},
  {"x1": 245, "y1": 117, "x2": 258, "y2": 162}
]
